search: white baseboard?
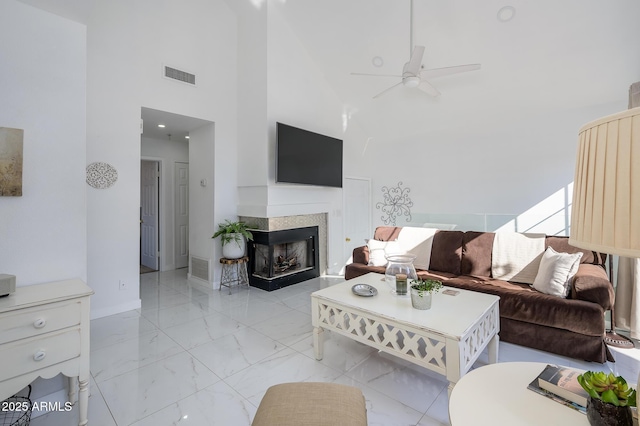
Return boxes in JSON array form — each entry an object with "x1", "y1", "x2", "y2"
[
  {"x1": 90, "y1": 299, "x2": 141, "y2": 320},
  {"x1": 187, "y1": 273, "x2": 215, "y2": 288}
]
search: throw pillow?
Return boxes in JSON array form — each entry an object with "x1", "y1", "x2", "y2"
[
  {"x1": 366, "y1": 239, "x2": 401, "y2": 267},
  {"x1": 532, "y1": 247, "x2": 583, "y2": 298},
  {"x1": 396, "y1": 227, "x2": 438, "y2": 270}
]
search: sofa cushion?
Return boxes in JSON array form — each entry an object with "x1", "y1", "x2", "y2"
[
  {"x1": 436, "y1": 275, "x2": 605, "y2": 336},
  {"x1": 532, "y1": 247, "x2": 583, "y2": 298},
  {"x1": 546, "y1": 236, "x2": 606, "y2": 266},
  {"x1": 572, "y1": 263, "x2": 614, "y2": 310},
  {"x1": 366, "y1": 239, "x2": 401, "y2": 266},
  {"x1": 373, "y1": 226, "x2": 402, "y2": 241},
  {"x1": 491, "y1": 232, "x2": 546, "y2": 284},
  {"x1": 461, "y1": 232, "x2": 495, "y2": 277},
  {"x1": 352, "y1": 245, "x2": 368, "y2": 266},
  {"x1": 396, "y1": 227, "x2": 437, "y2": 270},
  {"x1": 345, "y1": 262, "x2": 386, "y2": 280},
  {"x1": 429, "y1": 231, "x2": 464, "y2": 275}
]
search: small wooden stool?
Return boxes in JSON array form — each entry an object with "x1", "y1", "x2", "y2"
[
  {"x1": 252, "y1": 382, "x2": 367, "y2": 426},
  {"x1": 219, "y1": 256, "x2": 249, "y2": 294}
]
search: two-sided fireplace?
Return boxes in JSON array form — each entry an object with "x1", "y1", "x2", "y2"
[{"x1": 248, "y1": 226, "x2": 320, "y2": 291}]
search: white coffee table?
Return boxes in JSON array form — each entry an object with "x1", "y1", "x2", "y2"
[
  {"x1": 449, "y1": 362, "x2": 589, "y2": 425},
  {"x1": 311, "y1": 272, "x2": 500, "y2": 395}
]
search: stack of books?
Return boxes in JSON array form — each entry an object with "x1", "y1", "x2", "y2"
[{"x1": 527, "y1": 364, "x2": 589, "y2": 414}]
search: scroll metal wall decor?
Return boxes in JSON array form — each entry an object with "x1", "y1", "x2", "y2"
[
  {"x1": 86, "y1": 162, "x2": 118, "y2": 189},
  {"x1": 376, "y1": 181, "x2": 413, "y2": 226},
  {"x1": 0, "y1": 127, "x2": 24, "y2": 196}
]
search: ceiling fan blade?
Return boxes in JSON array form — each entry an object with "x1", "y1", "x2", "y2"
[
  {"x1": 373, "y1": 82, "x2": 404, "y2": 99},
  {"x1": 420, "y1": 64, "x2": 481, "y2": 80},
  {"x1": 405, "y1": 45, "x2": 425, "y2": 76},
  {"x1": 351, "y1": 72, "x2": 402, "y2": 78},
  {"x1": 418, "y1": 80, "x2": 441, "y2": 97}
]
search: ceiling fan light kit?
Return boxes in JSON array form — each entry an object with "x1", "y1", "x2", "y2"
[
  {"x1": 352, "y1": 0, "x2": 481, "y2": 99},
  {"x1": 403, "y1": 76, "x2": 420, "y2": 88}
]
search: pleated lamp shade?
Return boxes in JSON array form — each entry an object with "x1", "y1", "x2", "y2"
[{"x1": 569, "y1": 107, "x2": 640, "y2": 258}]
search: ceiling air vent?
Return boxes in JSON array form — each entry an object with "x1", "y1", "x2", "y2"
[{"x1": 164, "y1": 65, "x2": 196, "y2": 85}]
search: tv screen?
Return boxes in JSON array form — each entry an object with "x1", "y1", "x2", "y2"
[{"x1": 276, "y1": 122, "x2": 343, "y2": 188}]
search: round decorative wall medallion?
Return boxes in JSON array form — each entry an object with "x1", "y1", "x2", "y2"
[{"x1": 86, "y1": 162, "x2": 118, "y2": 189}]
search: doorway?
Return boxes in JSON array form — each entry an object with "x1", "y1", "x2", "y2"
[
  {"x1": 174, "y1": 162, "x2": 189, "y2": 269},
  {"x1": 141, "y1": 160, "x2": 160, "y2": 272},
  {"x1": 343, "y1": 177, "x2": 372, "y2": 272},
  {"x1": 140, "y1": 106, "x2": 211, "y2": 274}
]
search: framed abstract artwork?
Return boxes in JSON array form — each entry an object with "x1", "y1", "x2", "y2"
[{"x1": 0, "y1": 127, "x2": 23, "y2": 196}]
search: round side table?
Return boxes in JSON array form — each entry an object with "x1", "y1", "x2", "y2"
[
  {"x1": 219, "y1": 256, "x2": 249, "y2": 294},
  {"x1": 449, "y1": 362, "x2": 589, "y2": 426}
]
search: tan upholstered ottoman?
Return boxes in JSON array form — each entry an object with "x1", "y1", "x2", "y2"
[{"x1": 252, "y1": 382, "x2": 367, "y2": 426}]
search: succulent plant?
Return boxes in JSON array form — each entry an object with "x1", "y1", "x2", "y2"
[
  {"x1": 577, "y1": 371, "x2": 637, "y2": 407},
  {"x1": 410, "y1": 279, "x2": 443, "y2": 296}
]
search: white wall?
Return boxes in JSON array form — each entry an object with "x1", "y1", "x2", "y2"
[
  {"x1": 262, "y1": 3, "x2": 373, "y2": 274},
  {"x1": 141, "y1": 136, "x2": 189, "y2": 271},
  {"x1": 233, "y1": 0, "x2": 269, "y2": 189},
  {"x1": 188, "y1": 123, "x2": 215, "y2": 281},
  {"x1": 86, "y1": 0, "x2": 238, "y2": 317},
  {"x1": 0, "y1": 1, "x2": 86, "y2": 286},
  {"x1": 364, "y1": 101, "x2": 629, "y2": 233}
]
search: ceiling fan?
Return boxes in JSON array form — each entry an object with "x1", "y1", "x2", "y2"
[{"x1": 352, "y1": 0, "x2": 481, "y2": 99}]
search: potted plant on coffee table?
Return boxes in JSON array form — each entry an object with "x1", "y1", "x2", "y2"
[
  {"x1": 577, "y1": 371, "x2": 636, "y2": 426},
  {"x1": 212, "y1": 220, "x2": 254, "y2": 259},
  {"x1": 410, "y1": 279, "x2": 443, "y2": 310}
]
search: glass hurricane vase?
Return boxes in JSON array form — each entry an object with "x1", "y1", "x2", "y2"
[{"x1": 384, "y1": 254, "x2": 417, "y2": 294}]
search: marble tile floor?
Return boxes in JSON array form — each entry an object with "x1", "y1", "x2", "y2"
[{"x1": 31, "y1": 269, "x2": 640, "y2": 426}]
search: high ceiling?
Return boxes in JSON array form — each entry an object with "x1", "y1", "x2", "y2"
[
  {"x1": 272, "y1": 0, "x2": 640, "y2": 139},
  {"x1": 17, "y1": 0, "x2": 94, "y2": 24},
  {"x1": 18, "y1": 0, "x2": 640, "y2": 141}
]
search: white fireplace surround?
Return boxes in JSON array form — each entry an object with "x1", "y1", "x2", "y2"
[{"x1": 239, "y1": 213, "x2": 328, "y2": 275}]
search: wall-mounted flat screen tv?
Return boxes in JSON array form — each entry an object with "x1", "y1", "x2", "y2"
[{"x1": 276, "y1": 122, "x2": 343, "y2": 188}]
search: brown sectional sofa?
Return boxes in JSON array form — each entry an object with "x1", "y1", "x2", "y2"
[{"x1": 345, "y1": 226, "x2": 615, "y2": 363}]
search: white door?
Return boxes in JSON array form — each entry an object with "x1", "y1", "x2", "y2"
[
  {"x1": 343, "y1": 177, "x2": 371, "y2": 269},
  {"x1": 141, "y1": 160, "x2": 159, "y2": 270},
  {"x1": 175, "y1": 162, "x2": 189, "y2": 269}
]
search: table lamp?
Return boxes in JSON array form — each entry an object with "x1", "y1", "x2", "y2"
[{"x1": 569, "y1": 106, "x2": 640, "y2": 348}]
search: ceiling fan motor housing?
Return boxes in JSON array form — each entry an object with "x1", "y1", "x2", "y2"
[{"x1": 402, "y1": 75, "x2": 420, "y2": 88}]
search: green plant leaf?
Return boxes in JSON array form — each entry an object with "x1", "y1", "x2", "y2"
[
  {"x1": 601, "y1": 389, "x2": 620, "y2": 406},
  {"x1": 211, "y1": 220, "x2": 254, "y2": 245},
  {"x1": 410, "y1": 279, "x2": 442, "y2": 294},
  {"x1": 577, "y1": 370, "x2": 638, "y2": 405},
  {"x1": 628, "y1": 389, "x2": 637, "y2": 407}
]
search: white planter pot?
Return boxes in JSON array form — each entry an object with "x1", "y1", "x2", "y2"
[
  {"x1": 222, "y1": 234, "x2": 246, "y2": 259},
  {"x1": 410, "y1": 288, "x2": 433, "y2": 310}
]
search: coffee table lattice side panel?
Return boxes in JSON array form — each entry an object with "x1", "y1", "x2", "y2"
[
  {"x1": 460, "y1": 308, "x2": 499, "y2": 372},
  {"x1": 316, "y1": 302, "x2": 448, "y2": 375}
]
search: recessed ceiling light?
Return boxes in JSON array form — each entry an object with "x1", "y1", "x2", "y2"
[
  {"x1": 158, "y1": 124, "x2": 166, "y2": 128},
  {"x1": 185, "y1": 136, "x2": 189, "y2": 139},
  {"x1": 372, "y1": 56, "x2": 384, "y2": 68},
  {"x1": 497, "y1": 6, "x2": 516, "y2": 22}
]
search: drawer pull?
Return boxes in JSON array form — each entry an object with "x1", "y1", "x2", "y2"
[
  {"x1": 33, "y1": 350, "x2": 46, "y2": 362},
  {"x1": 33, "y1": 318, "x2": 46, "y2": 329}
]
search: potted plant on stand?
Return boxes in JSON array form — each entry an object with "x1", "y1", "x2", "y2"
[
  {"x1": 409, "y1": 279, "x2": 443, "y2": 310},
  {"x1": 577, "y1": 371, "x2": 636, "y2": 426},
  {"x1": 212, "y1": 220, "x2": 254, "y2": 259}
]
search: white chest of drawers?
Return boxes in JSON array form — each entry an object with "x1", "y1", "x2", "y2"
[{"x1": 0, "y1": 279, "x2": 93, "y2": 426}]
